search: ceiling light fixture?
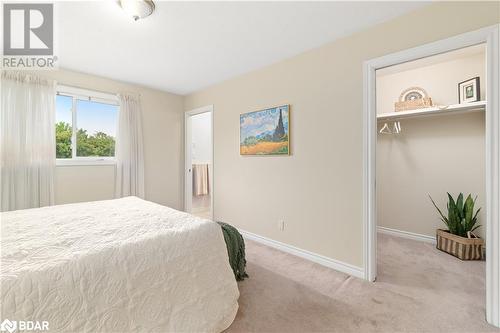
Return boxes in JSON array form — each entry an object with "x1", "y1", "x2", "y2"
[{"x1": 120, "y1": 0, "x2": 155, "y2": 21}]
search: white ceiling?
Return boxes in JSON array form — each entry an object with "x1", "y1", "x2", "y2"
[{"x1": 56, "y1": 1, "x2": 428, "y2": 95}]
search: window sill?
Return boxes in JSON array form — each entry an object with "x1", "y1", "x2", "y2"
[{"x1": 56, "y1": 158, "x2": 116, "y2": 166}]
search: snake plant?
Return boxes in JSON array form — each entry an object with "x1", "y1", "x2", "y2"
[{"x1": 429, "y1": 193, "x2": 481, "y2": 238}]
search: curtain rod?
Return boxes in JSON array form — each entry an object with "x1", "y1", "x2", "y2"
[{"x1": 56, "y1": 83, "x2": 142, "y2": 98}]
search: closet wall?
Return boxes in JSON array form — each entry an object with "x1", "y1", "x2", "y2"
[{"x1": 376, "y1": 47, "x2": 486, "y2": 239}]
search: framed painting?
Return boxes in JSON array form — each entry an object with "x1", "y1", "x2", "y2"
[
  {"x1": 458, "y1": 77, "x2": 480, "y2": 104},
  {"x1": 240, "y1": 105, "x2": 290, "y2": 155}
]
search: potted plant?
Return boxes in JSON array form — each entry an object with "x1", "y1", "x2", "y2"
[{"x1": 430, "y1": 193, "x2": 484, "y2": 260}]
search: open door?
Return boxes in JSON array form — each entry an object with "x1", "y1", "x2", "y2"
[{"x1": 185, "y1": 106, "x2": 213, "y2": 219}]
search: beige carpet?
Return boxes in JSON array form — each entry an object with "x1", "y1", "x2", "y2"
[{"x1": 226, "y1": 233, "x2": 498, "y2": 333}]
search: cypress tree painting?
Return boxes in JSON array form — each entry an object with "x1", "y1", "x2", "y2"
[{"x1": 240, "y1": 105, "x2": 289, "y2": 155}]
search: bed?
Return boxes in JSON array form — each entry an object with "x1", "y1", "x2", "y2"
[{"x1": 0, "y1": 197, "x2": 239, "y2": 332}]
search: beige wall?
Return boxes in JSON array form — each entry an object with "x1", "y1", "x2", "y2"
[
  {"x1": 54, "y1": 165, "x2": 116, "y2": 204},
  {"x1": 41, "y1": 70, "x2": 184, "y2": 209},
  {"x1": 184, "y1": 2, "x2": 499, "y2": 268},
  {"x1": 377, "y1": 113, "x2": 486, "y2": 239},
  {"x1": 377, "y1": 50, "x2": 486, "y2": 239}
]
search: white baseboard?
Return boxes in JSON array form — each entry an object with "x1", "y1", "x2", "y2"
[
  {"x1": 377, "y1": 226, "x2": 436, "y2": 244},
  {"x1": 238, "y1": 229, "x2": 364, "y2": 279}
]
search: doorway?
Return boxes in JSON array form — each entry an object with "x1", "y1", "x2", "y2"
[
  {"x1": 376, "y1": 43, "x2": 487, "y2": 327},
  {"x1": 185, "y1": 105, "x2": 213, "y2": 219},
  {"x1": 363, "y1": 25, "x2": 500, "y2": 327}
]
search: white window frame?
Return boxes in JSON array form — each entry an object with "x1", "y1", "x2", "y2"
[{"x1": 56, "y1": 85, "x2": 119, "y2": 166}]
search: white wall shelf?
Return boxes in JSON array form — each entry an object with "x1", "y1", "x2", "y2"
[{"x1": 377, "y1": 100, "x2": 486, "y2": 121}]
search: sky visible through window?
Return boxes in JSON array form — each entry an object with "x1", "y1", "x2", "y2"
[
  {"x1": 56, "y1": 95, "x2": 72, "y2": 124},
  {"x1": 56, "y1": 96, "x2": 118, "y2": 136}
]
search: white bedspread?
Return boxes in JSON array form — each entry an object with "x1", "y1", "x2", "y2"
[{"x1": 0, "y1": 197, "x2": 239, "y2": 332}]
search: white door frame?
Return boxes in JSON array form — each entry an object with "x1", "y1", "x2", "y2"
[
  {"x1": 363, "y1": 24, "x2": 500, "y2": 327},
  {"x1": 184, "y1": 105, "x2": 214, "y2": 219}
]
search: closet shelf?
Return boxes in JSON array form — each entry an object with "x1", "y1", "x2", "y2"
[{"x1": 377, "y1": 100, "x2": 486, "y2": 121}]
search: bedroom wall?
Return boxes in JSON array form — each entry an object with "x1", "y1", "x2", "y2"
[
  {"x1": 377, "y1": 50, "x2": 486, "y2": 239},
  {"x1": 183, "y1": 2, "x2": 499, "y2": 268},
  {"x1": 40, "y1": 70, "x2": 184, "y2": 209}
]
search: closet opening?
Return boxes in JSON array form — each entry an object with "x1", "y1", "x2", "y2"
[
  {"x1": 375, "y1": 43, "x2": 487, "y2": 321},
  {"x1": 185, "y1": 106, "x2": 213, "y2": 219}
]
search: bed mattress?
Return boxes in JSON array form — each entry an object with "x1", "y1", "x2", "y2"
[{"x1": 0, "y1": 197, "x2": 239, "y2": 332}]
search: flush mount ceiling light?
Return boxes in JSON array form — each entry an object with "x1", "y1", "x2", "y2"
[{"x1": 120, "y1": 0, "x2": 155, "y2": 21}]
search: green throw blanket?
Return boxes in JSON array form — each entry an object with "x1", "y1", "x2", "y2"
[{"x1": 217, "y1": 221, "x2": 249, "y2": 281}]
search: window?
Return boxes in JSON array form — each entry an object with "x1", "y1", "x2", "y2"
[{"x1": 55, "y1": 86, "x2": 119, "y2": 164}]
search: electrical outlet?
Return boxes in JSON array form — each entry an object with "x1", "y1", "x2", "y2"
[{"x1": 279, "y1": 220, "x2": 285, "y2": 231}]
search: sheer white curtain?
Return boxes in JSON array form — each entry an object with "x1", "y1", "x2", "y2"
[
  {"x1": 1, "y1": 71, "x2": 56, "y2": 211},
  {"x1": 115, "y1": 93, "x2": 145, "y2": 198}
]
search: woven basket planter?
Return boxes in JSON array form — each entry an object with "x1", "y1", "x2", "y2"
[{"x1": 436, "y1": 229, "x2": 484, "y2": 260}]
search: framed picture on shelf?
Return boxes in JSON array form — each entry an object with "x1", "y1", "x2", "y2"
[{"x1": 458, "y1": 77, "x2": 480, "y2": 104}]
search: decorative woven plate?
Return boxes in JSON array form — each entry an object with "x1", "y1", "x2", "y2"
[{"x1": 394, "y1": 87, "x2": 433, "y2": 111}]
